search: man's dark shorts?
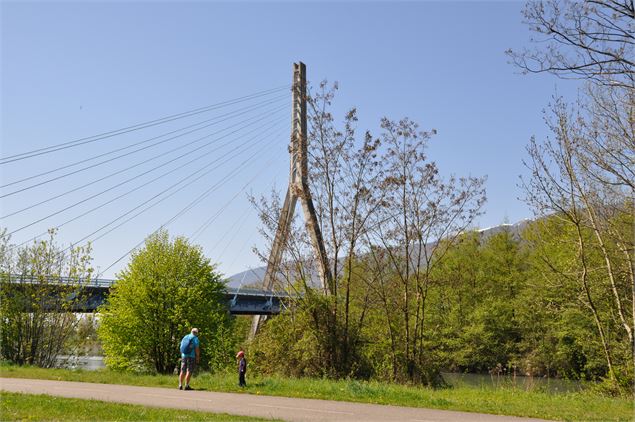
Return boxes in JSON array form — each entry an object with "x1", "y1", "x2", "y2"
[{"x1": 181, "y1": 357, "x2": 196, "y2": 373}]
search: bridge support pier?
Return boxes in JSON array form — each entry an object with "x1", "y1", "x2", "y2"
[{"x1": 250, "y1": 62, "x2": 332, "y2": 339}]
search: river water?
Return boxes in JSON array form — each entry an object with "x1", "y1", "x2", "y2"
[
  {"x1": 441, "y1": 372, "x2": 584, "y2": 393},
  {"x1": 55, "y1": 356, "x2": 106, "y2": 371}
]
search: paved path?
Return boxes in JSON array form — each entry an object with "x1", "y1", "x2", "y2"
[{"x1": 1, "y1": 378, "x2": 548, "y2": 422}]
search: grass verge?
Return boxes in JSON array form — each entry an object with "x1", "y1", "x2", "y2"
[
  {"x1": 1, "y1": 364, "x2": 633, "y2": 421},
  {"x1": 0, "y1": 391, "x2": 277, "y2": 421}
]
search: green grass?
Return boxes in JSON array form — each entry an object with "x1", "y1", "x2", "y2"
[
  {"x1": 1, "y1": 364, "x2": 633, "y2": 421},
  {"x1": 0, "y1": 391, "x2": 277, "y2": 421}
]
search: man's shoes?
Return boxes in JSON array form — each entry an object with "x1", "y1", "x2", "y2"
[
  {"x1": 184, "y1": 385, "x2": 193, "y2": 391},
  {"x1": 178, "y1": 385, "x2": 183, "y2": 390}
]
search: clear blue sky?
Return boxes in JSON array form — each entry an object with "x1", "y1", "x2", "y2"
[{"x1": 1, "y1": 1, "x2": 580, "y2": 279}]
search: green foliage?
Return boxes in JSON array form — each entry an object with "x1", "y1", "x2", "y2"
[
  {"x1": 250, "y1": 303, "x2": 319, "y2": 377},
  {"x1": 424, "y1": 230, "x2": 525, "y2": 374},
  {"x1": 252, "y1": 217, "x2": 633, "y2": 394},
  {"x1": 97, "y1": 230, "x2": 230, "y2": 374},
  {"x1": 520, "y1": 215, "x2": 634, "y2": 389},
  {"x1": 251, "y1": 277, "x2": 372, "y2": 380},
  {"x1": 0, "y1": 230, "x2": 94, "y2": 367}
]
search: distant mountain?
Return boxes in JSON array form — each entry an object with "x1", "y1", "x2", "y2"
[
  {"x1": 474, "y1": 219, "x2": 530, "y2": 240},
  {"x1": 226, "y1": 266, "x2": 267, "y2": 288},
  {"x1": 226, "y1": 219, "x2": 531, "y2": 288}
]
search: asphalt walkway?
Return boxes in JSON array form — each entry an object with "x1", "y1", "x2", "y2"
[{"x1": 0, "y1": 378, "x2": 548, "y2": 422}]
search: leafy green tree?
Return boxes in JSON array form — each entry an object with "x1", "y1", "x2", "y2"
[
  {"x1": 510, "y1": 0, "x2": 634, "y2": 393},
  {"x1": 0, "y1": 229, "x2": 94, "y2": 367},
  {"x1": 425, "y1": 233, "x2": 481, "y2": 370},
  {"x1": 97, "y1": 230, "x2": 230, "y2": 373},
  {"x1": 520, "y1": 216, "x2": 633, "y2": 386},
  {"x1": 251, "y1": 274, "x2": 373, "y2": 380},
  {"x1": 427, "y1": 230, "x2": 526, "y2": 374}
]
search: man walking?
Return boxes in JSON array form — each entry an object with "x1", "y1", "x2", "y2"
[{"x1": 178, "y1": 328, "x2": 200, "y2": 390}]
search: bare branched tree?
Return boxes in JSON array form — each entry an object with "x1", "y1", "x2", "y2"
[
  {"x1": 507, "y1": 0, "x2": 635, "y2": 87},
  {"x1": 578, "y1": 84, "x2": 635, "y2": 191},
  {"x1": 251, "y1": 86, "x2": 486, "y2": 382},
  {"x1": 249, "y1": 188, "x2": 313, "y2": 291},
  {"x1": 365, "y1": 118, "x2": 486, "y2": 383},
  {"x1": 306, "y1": 81, "x2": 385, "y2": 375}
]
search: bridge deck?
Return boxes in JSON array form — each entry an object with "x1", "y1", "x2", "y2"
[{"x1": 3, "y1": 276, "x2": 292, "y2": 315}]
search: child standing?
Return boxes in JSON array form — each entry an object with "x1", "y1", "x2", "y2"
[{"x1": 236, "y1": 349, "x2": 247, "y2": 387}]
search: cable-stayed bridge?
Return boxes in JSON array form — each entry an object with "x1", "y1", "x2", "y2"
[
  {"x1": 2, "y1": 63, "x2": 325, "y2": 336},
  {"x1": 1, "y1": 83, "x2": 294, "y2": 281},
  {"x1": 3, "y1": 275, "x2": 291, "y2": 315}
]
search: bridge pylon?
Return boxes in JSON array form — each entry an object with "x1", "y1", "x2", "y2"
[{"x1": 250, "y1": 62, "x2": 332, "y2": 339}]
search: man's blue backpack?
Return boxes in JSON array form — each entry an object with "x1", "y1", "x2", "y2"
[{"x1": 180, "y1": 335, "x2": 194, "y2": 355}]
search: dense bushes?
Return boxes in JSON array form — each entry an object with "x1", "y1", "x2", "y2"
[
  {"x1": 97, "y1": 230, "x2": 232, "y2": 373},
  {"x1": 252, "y1": 222, "x2": 633, "y2": 391},
  {"x1": 0, "y1": 230, "x2": 94, "y2": 367}
]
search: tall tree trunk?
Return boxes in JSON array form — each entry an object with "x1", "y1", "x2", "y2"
[{"x1": 575, "y1": 221, "x2": 617, "y2": 380}]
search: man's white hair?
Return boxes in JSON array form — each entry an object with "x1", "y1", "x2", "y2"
[{"x1": 191, "y1": 328, "x2": 199, "y2": 335}]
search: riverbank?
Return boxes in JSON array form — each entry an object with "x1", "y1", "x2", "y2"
[
  {"x1": 52, "y1": 356, "x2": 586, "y2": 394},
  {"x1": 1, "y1": 364, "x2": 632, "y2": 421}
]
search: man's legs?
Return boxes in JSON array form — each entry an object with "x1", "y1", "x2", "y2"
[
  {"x1": 179, "y1": 359, "x2": 186, "y2": 389},
  {"x1": 179, "y1": 358, "x2": 194, "y2": 389},
  {"x1": 178, "y1": 358, "x2": 195, "y2": 390},
  {"x1": 179, "y1": 369, "x2": 186, "y2": 388}
]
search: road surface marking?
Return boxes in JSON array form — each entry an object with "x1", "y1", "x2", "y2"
[
  {"x1": 53, "y1": 387, "x2": 105, "y2": 394},
  {"x1": 252, "y1": 403, "x2": 355, "y2": 415},
  {"x1": 140, "y1": 393, "x2": 212, "y2": 402}
]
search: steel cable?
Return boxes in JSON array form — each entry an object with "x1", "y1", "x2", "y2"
[
  {"x1": 1, "y1": 101, "x2": 289, "y2": 199},
  {"x1": 1, "y1": 85, "x2": 289, "y2": 164},
  {"x1": 98, "y1": 134, "x2": 282, "y2": 276},
  {"x1": 60, "y1": 127, "x2": 284, "y2": 257},
  {"x1": 8, "y1": 113, "x2": 288, "y2": 238},
  {"x1": 14, "y1": 118, "x2": 289, "y2": 249},
  {"x1": 1, "y1": 94, "x2": 288, "y2": 189},
  {"x1": 2, "y1": 105, "x2": 288, "y2": 218}
]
